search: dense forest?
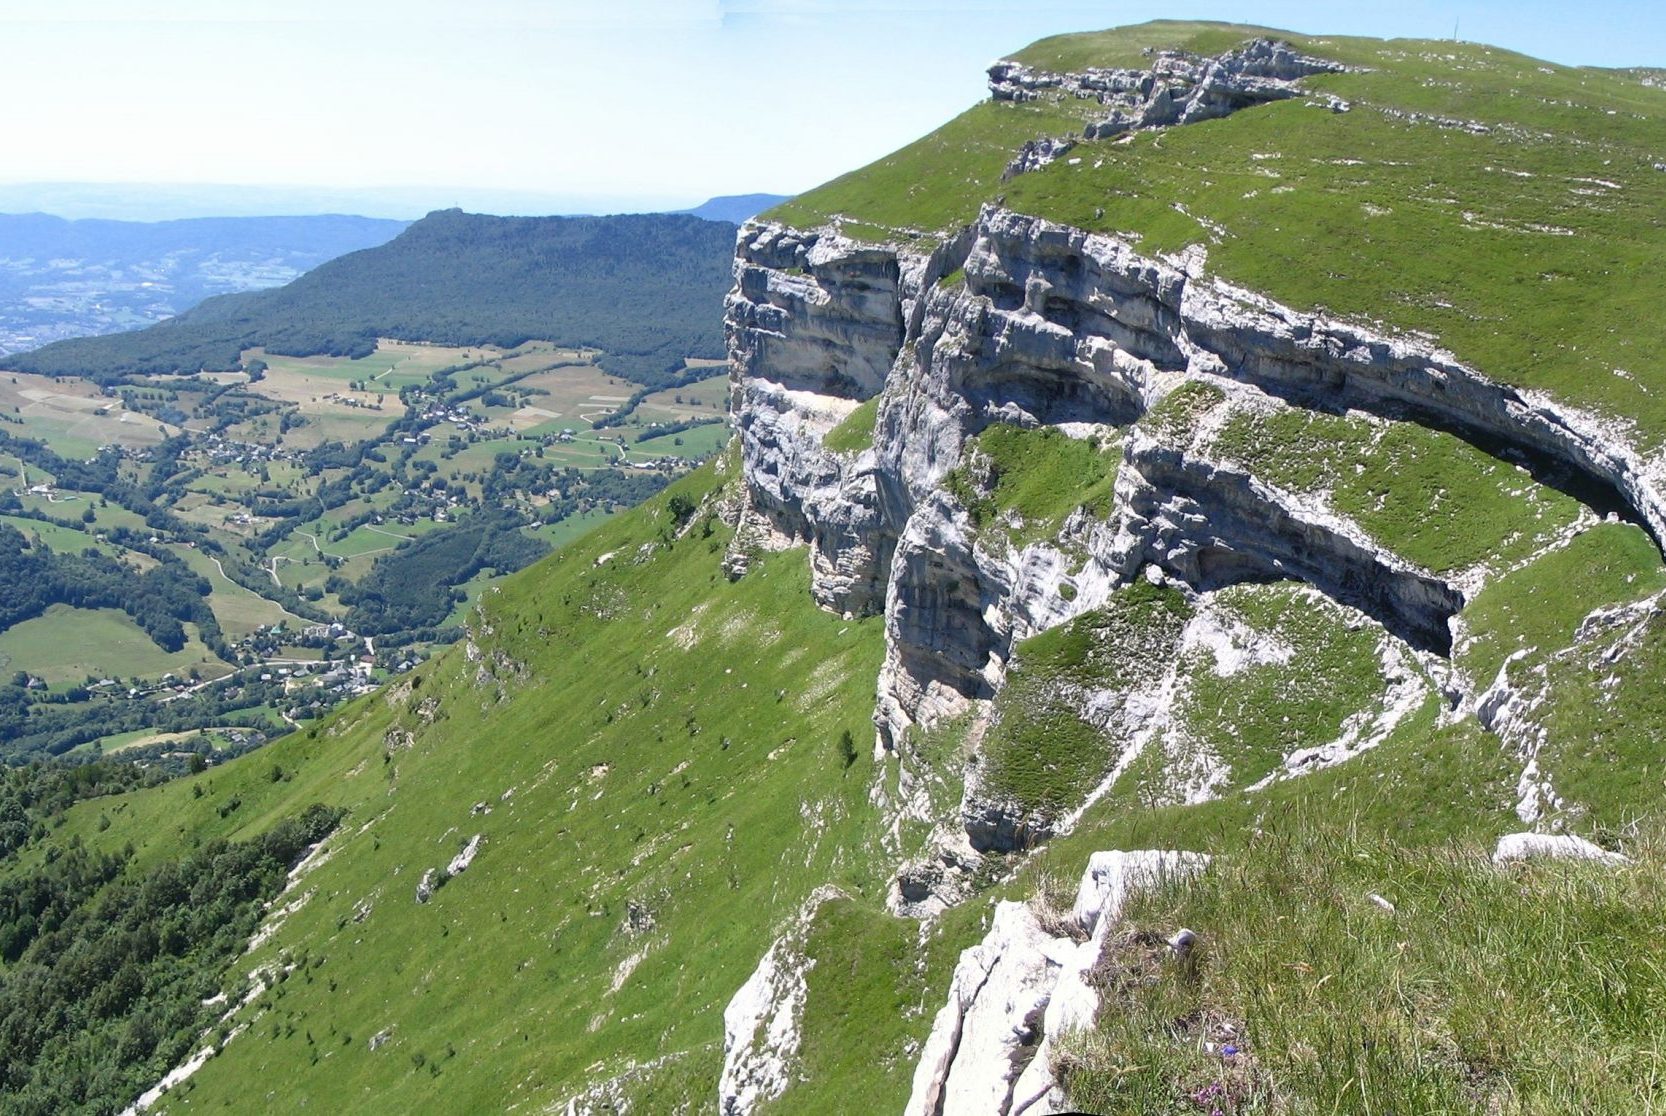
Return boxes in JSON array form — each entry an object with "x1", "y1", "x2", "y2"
[
  {"x1": 0, "y1": 779, "x2": 343, "y2": 1115},
  {"x1": 11, "y1": 210, "x2": 737, "y2": 387},
  {"x1": 332, "y1": 506, "x2": 550, "y2": 636}
]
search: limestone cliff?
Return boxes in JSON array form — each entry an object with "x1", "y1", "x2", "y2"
[
  {"x1": 726, "y1": 185, "x2": 1660, "y2": 831},
  {"x1": 718, "y1": 32, "x2": 1666, "y2": 1111}
]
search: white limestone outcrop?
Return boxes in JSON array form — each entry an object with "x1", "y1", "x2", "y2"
[
  {"x1": 904, "y1": 850, "x2": 1209, "y2": 1116},
  {"x1": 1493, "y1": 832, "x2": 1631, "y2": 867},
  {"x1": 719, "y1": 935, "x2": 810, "y2": 1116},
  {"x1": 718, "y1": 887, "x2": 844, "y2": 1115},
  {"x1": 989, "y1": 38, "x2": 1348, "y2": 142}
]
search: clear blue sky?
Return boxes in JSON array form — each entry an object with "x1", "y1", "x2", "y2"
[{"x1": 2, "y1": 0, "x2": 1662, "y2": 217}]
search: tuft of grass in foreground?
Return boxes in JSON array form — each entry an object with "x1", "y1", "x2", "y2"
[{"x1": 1059, "y1": 815, "x2": 1666, "y2": 1114}]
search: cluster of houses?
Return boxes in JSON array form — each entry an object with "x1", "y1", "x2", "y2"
[
  {"x1": 193, "y1": 431, "x2": 293, "y2": 468},
  {"x1": 319, "y1": 392, "x2": 384, "y2": 410}
]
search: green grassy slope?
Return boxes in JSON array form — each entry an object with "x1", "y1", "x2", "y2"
[
  {"x1": 774, "y1": 22, "x2": 1666, "y2": 443},
  {"x1": 25, "y1": 462, "x2": 917, "y2": 1112}
]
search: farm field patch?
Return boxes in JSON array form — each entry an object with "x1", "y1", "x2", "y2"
[
  {"x1": 0, "y1": 371, "x2": 180, "y2": 457},
  {"x1": 0, "y1": 606, "x2": 221, "y2": 685}
]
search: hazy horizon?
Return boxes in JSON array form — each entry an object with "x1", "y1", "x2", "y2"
[
  {"x1": 4, "y1": 0, "x2": 1663, "y2": 222},
  {"x1": 0, "y1": 181, "x2": 777, "y2": 223}
]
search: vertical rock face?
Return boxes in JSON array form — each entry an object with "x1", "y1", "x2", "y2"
[
  {"x1": 725, "y1": 224, "x2": 911, "y2": 614},
  {"x1": 710, "y1": 35, "x2": 1666, "y2": 1116},
  {"x1": 722, "y1": 54, "x2": 1666, "y2": 909},
  {"x1": 726, "y1": 202, "x2": 1666, "y2": 755},
  {"x1": 727, "y1": 224, "x2": 905, "y2": 401},
  {"x1": 902, "y1": 901, "x2": 1061, "y2": 1116}
]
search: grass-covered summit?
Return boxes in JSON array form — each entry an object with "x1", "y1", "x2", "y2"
[{"x1": 774, "y1": 20, "x2": 1666, "y2": 443}]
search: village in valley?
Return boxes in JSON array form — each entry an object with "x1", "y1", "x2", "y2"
[{"x1": 0, "y1": 338, "x2": 730, "y2": 765}]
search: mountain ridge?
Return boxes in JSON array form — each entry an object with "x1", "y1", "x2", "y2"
[
  {"x1": 3, "y1": 21, "x2": 1665, "y2": 1116},
  {"x1": 8, "y1": 209, "x2": 738, "y2": 387},
  {"x1": 675, "y1": 194, "x2": 792, "y2": 224}
]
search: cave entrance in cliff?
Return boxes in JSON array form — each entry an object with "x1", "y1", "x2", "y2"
[
  {"x1": 1188, "y1": 544, "x2": 1458, "y2": 658},
  {"x1": 1192, "y1": 545, "x2": 1279, "y2": 594}
]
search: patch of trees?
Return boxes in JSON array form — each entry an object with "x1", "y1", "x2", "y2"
[
  {"x1": 0, "y1": 434, "x2": 170, "y2": 528},
  {"x1": 0, "y1": 761, "x2": 163, "y2": 862},
  {"x1": 12, "y1": 209, "x2": 737, "y2": 389},
  {"x1": 0, "y1": 803, "x2": 344, "y2": 1114},
  {"x1": 0, "y1": 524, "x2": 229, "y2": 659},
  {"x1": 543, "y1": 469, "x2": 670, "y2": 522},
  {"x1": 475, "y1": 456, "x2": 668, "y2": 517},
  {"x1": 332, "y1": 507, "x2": 550, "y2": 636}
]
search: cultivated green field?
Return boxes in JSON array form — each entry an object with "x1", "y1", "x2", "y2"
[
  {"x1": 524, "y1": 507, "x2": 615, "y2": 549},
  {"x1": 0, "y1": 514, "x2": 119, "y2": 558},
  {"x1": 633, "y1": 373, "x2": 729, "y2": 426},
  {"x1": 0, "y1": 606, "x2": 222, "y2": 685},
  {"x1": 634, "y1": 422, "x2": 729, "y2": 458},
  {"x1": 166, "y1": 543, "x2": 300, "y2": 639},
  {"x1": 0, "y1": 372, "x2": 181, "y2": 458}
]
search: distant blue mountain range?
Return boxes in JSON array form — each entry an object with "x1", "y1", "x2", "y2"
[
  {"x1": 0, "y1": 212, "x2": 408, "y2": 356},
  {"x1": 0, "y1": 193, "x2": 788, "y2": 357},
  {"x1": 674, "y1": 193, "x2": 790, "y2": 223}
]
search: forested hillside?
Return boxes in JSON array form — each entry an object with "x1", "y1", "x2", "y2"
[{"x1": 11, "y1": 210, "x2": 737, "y2": 387}]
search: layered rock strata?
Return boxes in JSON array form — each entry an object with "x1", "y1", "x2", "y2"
[
  {"x1": 987, "y1": 38, "x2": 1348, "y2": 139},
  {"x1": 726, "y1": 204, "x2": 1666, "y2": 758},
  {"x1": 1115, "y1": 419, "x2": 1464, "y2": 653}
]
